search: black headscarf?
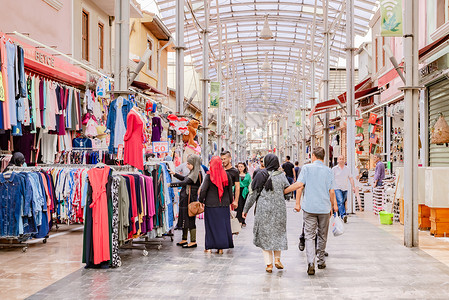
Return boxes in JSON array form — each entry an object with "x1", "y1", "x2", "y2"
[{"x1": 251, "y1": 154, "x2": 280, "y2": 192}]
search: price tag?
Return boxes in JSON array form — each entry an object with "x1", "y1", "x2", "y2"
[
  {"x1": 117, "y1": 144, "x2": 124, "y2": 160},
  {"x1": 152, "y1": 141, "x2": 169, "y2": 153}
]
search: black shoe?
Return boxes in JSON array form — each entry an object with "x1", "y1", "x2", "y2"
[
  {"x1": 318, "y1": 263, "x2": 326, "y2": 269},
  {"x1": 182, "y1": 243, "x2": 198, "y2": 248},
  {"x1": 343, "y1": 215, "x2": 348, "y2": 223},
  {"x1": 299, "y1": 239, "x2": 305, "y2": 251},
  {"x1": 176, "y1": 241, "x2": 187, "y2": 246},
  {"x1": 324, "y1": 251, "x2": 329, "y2": 257},
  {"x1": 307, "y1": 263, "x2": 315, "y2": 275}
]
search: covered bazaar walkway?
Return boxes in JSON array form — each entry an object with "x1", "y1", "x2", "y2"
[{"x1": 3, "y1": 202, "x2": 449, "y2": 299}]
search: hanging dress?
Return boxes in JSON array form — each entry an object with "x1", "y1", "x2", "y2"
[{"x1": 88, "y1": 166, "x2": 111, "y2": 265}]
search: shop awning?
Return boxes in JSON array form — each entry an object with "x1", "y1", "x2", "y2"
[
  {"x1": 131, "y1": 80, "x2": 168, "y2": 97},
  {"x1": 310, "y1": 78, "x2": 380, "y2": 117}
]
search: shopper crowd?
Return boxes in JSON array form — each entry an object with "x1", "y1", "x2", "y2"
[{"x1": 167, "y1": 146, "x2": 376, "y2": 275}]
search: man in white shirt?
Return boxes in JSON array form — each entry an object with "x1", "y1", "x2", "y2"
[{"x1": 332, "y1": 155, "x2": 356, "y2": 223}]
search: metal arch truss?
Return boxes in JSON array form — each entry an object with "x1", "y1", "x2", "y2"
[{"x1": 156, "y1": 0, "x2": 377, "y2": 120}]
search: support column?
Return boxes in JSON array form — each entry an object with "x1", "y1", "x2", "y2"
[
  {"x1": 346, "y1": 0, "x2": 356, "y2": 214},
  {"x1": 403, "y1": 0, "x2": 419, "y2": 247},
  {"x1": 310, "y1": 60, "x2": 316, "y2": 152},
  {"x1": 175, "y1": 0, "x2": 185, "y2": 154},
  {"x1": 224, "y1": 76, "x2": 229, "y2": 151},
  {"x1": 323, "y1": 0, "x2": 330, "y2": 166},
  {"x1": 302, "y1": 80, "x2": 307, "y2": 162},
  {"x1": 201, "y1": 0, "x2": 210, "y2": 164},
  {"x1": 114, "y1": 0, "x2": 129, "y2": 91}
]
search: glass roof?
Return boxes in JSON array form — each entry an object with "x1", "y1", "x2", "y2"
[{"x1": 155, "y1": 0, "x2": 378, "y2": 115}]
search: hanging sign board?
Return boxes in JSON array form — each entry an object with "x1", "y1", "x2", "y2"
[
  {"x1": 152, "y1": 141, "x2": 170, "y2": 153},
  {"x1": 210, "y1": 82, "x2": 220, "y2": 108},
  {"x1": 239, "y1": 122, "x2": 245, "y2": 135},
  {"x1": 380, "y1": 0, "x2": 403, "y2": 37},
  {"x1": 295, "y1": 110, "x2": 301, "y2": 126}
]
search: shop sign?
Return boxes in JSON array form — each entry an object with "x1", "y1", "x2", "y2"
[
  {"x1": 419, "y1": 61, "x2": 439, "y2": 78},
  {"x1": 35, "y1": 51, "x2": 55, "y2": 67},
  {"x1": 152, "y1": 141, "x2": 169, "y2": 153},
  {"x1": 3, "y1": 33, "x2": 87, "y2": 85}
]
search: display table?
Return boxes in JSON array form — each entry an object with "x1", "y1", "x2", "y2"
[{"x1": 425, "y1": 167, "x2": 449, "y2": 237}]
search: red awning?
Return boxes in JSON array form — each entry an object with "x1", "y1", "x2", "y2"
[
  {"x1": 310, "y1": 78, "x2": 380, "y2": 117},
  {"x1": 131, "y1": 80, "x2": 168, "y2": 96},
  {"x1": 3, "y1": 33, "x2": 87, "y2": 86},
  {"x1": 419, "y1": 33, "x2": 449, "y2": 59}
]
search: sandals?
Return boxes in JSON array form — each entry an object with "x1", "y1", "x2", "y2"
[{"x1": 266, "y1": 264, "x2": 273, "y2": 273}]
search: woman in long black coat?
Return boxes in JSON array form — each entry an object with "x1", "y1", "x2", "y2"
[{"x1": 169, "y1": 155, "x2": 202, "y2": 248}]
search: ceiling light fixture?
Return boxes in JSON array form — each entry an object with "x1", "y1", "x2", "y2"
[
  {"x1": 259, "y1": 15, "x2": 273, "y2": 40},
  {"x1": 260, "y1": 52, "x2": 271, "y2": 71},
  {"x1": 261, "y1": 77, "x2": 270, "y2": 89}
]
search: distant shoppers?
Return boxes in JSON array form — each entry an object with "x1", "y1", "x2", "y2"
[
  {"x1": 285, "y1": 147, "x2": 338, "y2": 275},
  {"x1": 169, "y1": 154, "x2": 203, "y2": 248},
  {"x1": 236, "y1": 162, "x2": 251, "y2": 226},
  {"x1": 294, "y1": 161, "x2": 301, "y2": 180},
  {"x1": 199, "y1": 157, "x2": 234, "y2": 254},
  {"x1": 332, "y1": 155, "x2": 356, "y2": 223},
  {"x1": 373, "y1": 154, "x2": 385, "y2": 187},
  {"x1": 243, "y1": 154, "x2": 290, "y2": 273},
  {"x1": 220, "y1": 151, "x2": 240, "y2": 209},
  {"x1": 253, "y1": 156, "x2": 265, "y2": 178},
  {"x1": 282, "y1": 156, "x2": 296, "y2": 185}
]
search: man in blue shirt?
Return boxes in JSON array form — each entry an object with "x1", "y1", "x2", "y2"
[{"x1": 285, "y1": 147, "x2": 338, "y2": 275}]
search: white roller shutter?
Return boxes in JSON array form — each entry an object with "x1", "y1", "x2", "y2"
[{"x1": 428, "y1": 79, "x2": 449, "y2": 166}]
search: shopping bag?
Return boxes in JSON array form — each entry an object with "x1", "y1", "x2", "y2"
[
  {"x1": 230, "y1": 210, "x2": 241, "y2": 234},
  {"x1": 331, "y1": 214, "x2": 345, "y2": 237}
]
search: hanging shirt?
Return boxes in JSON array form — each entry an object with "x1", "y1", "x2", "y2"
[{"x1": 114, "y1": 97, "x2": 126, "y2": 148}]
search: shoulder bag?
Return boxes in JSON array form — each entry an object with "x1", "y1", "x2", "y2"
[{"x1": 188, "y1": 174, "x2": 204, "y2": 217}]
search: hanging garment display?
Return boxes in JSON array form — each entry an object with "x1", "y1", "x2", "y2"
[
  {"x1": 151, "y1": 116, "x2": 163, "y2": 142},
  {"x1": 124, "y1": 107, "x2": 145, "y2": 170},
  {"x1": 106, "y1": 96, "x2": 132, "y2": 154}
]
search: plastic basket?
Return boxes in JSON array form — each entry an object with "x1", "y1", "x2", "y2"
[{"x1": 379, "y1": 211, "x2": 394, "y2": 225}]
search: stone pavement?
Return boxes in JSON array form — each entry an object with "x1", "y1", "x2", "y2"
[{"x1": 24, "y1": 201, "x2": 449, "y2": 299}]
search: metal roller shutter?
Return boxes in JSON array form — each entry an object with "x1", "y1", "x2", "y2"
[{"x1": 428, "y1": 79, "x2": 449, "y2": 166}]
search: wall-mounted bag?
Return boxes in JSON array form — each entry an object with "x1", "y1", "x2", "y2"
[{"x1": 431, "y1": 114, "x2": 449, "y2": 145}]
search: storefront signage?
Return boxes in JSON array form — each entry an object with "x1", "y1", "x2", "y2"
[
  {"x1": 152, "y1": 141, "x2": 169, "y2": 153},
  {"x1": 35, "y1": 51, "x2": 55, "y2": 67},
  {"x1": 295, "y1": 110, "x2": 301, "y2": 126},
  {"x1": 419, "y1": 61, "x2": 438, "y2": 78},
  {"x1": 2, "y1": 33, "x2": 87, "y2": 86}
]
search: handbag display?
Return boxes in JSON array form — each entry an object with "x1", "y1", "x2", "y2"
[{"x1": 431, "y1": 113, "x2": 449, "y2": 145}]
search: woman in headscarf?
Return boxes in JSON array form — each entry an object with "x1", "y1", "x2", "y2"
[
  {"x1": 236, "y1": 162, "x2": 251, "y2": 227},
  {"x1": 169, "y1": 154, "x2": 203, "y2": 248},
  {"x1": 199, "y1": 156, "x2": 234, "y2": 254},
  {"x1": 242, "y1": 154, "x2": 291, "y2": 273}
]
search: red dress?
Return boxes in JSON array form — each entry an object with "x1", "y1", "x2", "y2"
[
  {"x1": 124, "y1": 109, "x2": 144, "y2": 170},
  {"x1": 88, "y1": 166, "x2": 111, "y2": 264}
]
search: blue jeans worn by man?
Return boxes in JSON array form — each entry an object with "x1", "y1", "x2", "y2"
[{"x1": 335, "y1": 189, "x2": 348, "y2": 218}]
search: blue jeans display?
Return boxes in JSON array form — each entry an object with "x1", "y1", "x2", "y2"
[
  {"x1": 335, "y1": 189, "x2": 348, "y2": 217},
  {"x1": 0, "y1": 173, "x2": 24, "y2": 237}
]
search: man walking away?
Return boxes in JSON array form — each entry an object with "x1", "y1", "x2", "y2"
[
  {"x1": 221, "y1": 151, "x2": 240, "y2": 209},
  {"x1": 285, "y1": 147, "x2": 338, "y2": 275},
  {"x1": 332, "y1": 155, "x2": 356, "y2": 223},
  {"x1": 282, "y1": 156, "x2": 295, "y2": 185},
  {"x1": 294, "y1": 161, "x2": 301, "y2": 180}
]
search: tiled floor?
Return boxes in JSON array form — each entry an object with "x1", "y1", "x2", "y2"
[{"x1": 4, "y1": 202, "x2": 449, "y2": 299}]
